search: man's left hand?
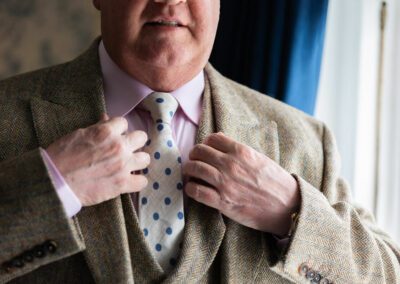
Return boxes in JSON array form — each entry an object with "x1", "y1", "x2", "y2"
[{"x1": 184, "y1": 132, "x2": 301, "y2": 237}]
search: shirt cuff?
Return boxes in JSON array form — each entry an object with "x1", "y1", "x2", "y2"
[{"x1": 40, "y1": 148, "x2": 82, "y2": 217}]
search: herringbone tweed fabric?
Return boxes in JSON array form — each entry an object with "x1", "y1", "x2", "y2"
[{"x1": 0, "y1": 38, "x2": 399, "y2": 284}]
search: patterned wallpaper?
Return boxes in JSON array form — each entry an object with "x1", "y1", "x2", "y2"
[{"x1": 0, "y1": 0, "x2": 100, "y2": 79}]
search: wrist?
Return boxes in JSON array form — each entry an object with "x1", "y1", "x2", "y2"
[{"x1": 274, "y1": 176, "x2": 301, "y2": 237}]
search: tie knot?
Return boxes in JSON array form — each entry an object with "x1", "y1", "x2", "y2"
[{"x1": 140, "y1": 92, "x2": 178, "y2": 125}]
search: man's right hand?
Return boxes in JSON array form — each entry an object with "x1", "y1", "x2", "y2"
[{"x1": 46, "y1": 114, "x2": 150, "y2": 207}]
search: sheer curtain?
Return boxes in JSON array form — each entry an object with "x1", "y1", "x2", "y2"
[{"x1": 316, "y1": 0, "x2": 400, "y2": 242}]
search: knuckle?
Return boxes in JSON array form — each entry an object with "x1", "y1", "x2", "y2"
[
  {"x1": 226, "y1": 159, "x2": 239, "y2": 174},
  {"x1": 192, "y1": 144, "x2": 203, "y2": 154},
  {"x1": 208, "y1": 133, "x2": 219, "y2": 143},
  {"x1": 235, "y1": 144, "x2": 248, "y2": 156},
  {"x1": 220, "y1": 192, "x2": 236, "y2": 210},
  {"x1": 114, "y1": 175, "x2": 128, "y2": 188},
  {"x1": 107, "y1": 158, "x2": 125, "y2": 173},
  {"x1": 115, "y1": 159, "x2": 125, "y2": 171},
  {"x1": 75, "y1": 128, "x2": 86, "y2": 137},
  {"x1": 193, "y1": 161, "x2": 203, "y2": 173},
  {"x1": 95, "y1": 124, "x2": 112, "y2": 140},
  {"x1": 186, "y1": 182, "x2": 199, "y2": 198},
  {"x1": 184, "y1": 161, "x2": 195, "y2": 173},
  {"x1": 110, "y1": 140, "x2": 125, "y2": 156}
]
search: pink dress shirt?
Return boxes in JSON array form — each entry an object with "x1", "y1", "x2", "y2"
[{"x1": 43, "y1": 40, "x2": 204, "y2": 218}]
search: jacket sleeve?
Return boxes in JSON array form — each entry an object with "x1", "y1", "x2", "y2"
[
  {"x1": 0, "y1": 148, "x2": 85, "y2": 283},
  {"x1": 268, "y1": 124, "x2": 400, "y2": 283}
]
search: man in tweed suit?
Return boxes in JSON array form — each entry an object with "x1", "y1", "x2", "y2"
[{"x1": 1, "y1": 0, "x2": 399, "y2": 283}]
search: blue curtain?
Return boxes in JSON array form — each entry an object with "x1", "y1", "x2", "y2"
[{"x1": 210, "y1": 0, "x2": 329, "y2": 115}]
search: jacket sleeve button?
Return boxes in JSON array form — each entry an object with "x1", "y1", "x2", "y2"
[
  {"x1": 2, "y1": 262, "x2": 13, "y2": 274},
  {"x1": 312, "y1": 272, "x2": 322, "y2": 283},
  {"x1": 307, "y1": 269, "x2": 316, "y2": 280},
  {"x1": 11, "y1": 257, "x2": 24, "y2": 268},
  {"x1": 320, "y1": 278, "x2": 331, "y2": 284},
  {"x1": 298, "y1": 263, "x2": 309, "y2": 276},
  {"x1": 23, "y1": 251, "x2": 34, "y2": 263},
  {"x1": 44, "y1": 240, "x2": 58, "y2": 253},
  {"x1": 33, "y1": 245, "x2": 46, "y2": 258}
]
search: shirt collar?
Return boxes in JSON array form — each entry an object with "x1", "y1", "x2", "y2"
[{"x1": 99, "y1": 41, "x2": 204, "y2": 125}]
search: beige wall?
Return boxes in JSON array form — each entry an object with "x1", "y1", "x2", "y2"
[{"x1": 0, "y1": 0, "x2": 100, "y2": 79}]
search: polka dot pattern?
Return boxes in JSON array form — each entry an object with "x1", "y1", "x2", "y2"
[
  {"x1": 177, "y1": 182, "x2": 183, "y2": 190},
  {"x1": 138, "y1": 92, "x2": 185, "y2": 271}
]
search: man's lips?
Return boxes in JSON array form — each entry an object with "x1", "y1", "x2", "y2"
[{"x1": 147, "y1": 18, "x2": 185, "y2": 27}]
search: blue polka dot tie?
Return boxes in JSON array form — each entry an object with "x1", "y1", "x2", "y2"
[{"x1": 138, "y1": 92, "x2": 184, "y2": 271}]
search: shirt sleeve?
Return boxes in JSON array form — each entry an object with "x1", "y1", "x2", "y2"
[{"x1": 40, "y1": 148, "x2": 82, "y2": 217}]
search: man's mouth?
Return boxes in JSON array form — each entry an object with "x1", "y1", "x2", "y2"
[{"x1": 148, "y1": 20, "x2": 184, "y2": 27}]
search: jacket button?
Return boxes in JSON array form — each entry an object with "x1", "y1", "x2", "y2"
[
  {"x1": 312, "y1": 272, "x2": 322, "y2": 283},
  {"x1": 320, "y1": 278, "x2": 331, "y2": 284},
  {"x1": 11, "y1": 257, "x2": 24, "y2": 268},
  {"x1": 307, "y1": 269, "x2": 316, "y2": 280},
  {"x1": 33, "y1": 245, "x2": 46, "y2": 258},
  {"x1": 298, "y1": 263, "x2": 309, "y2": 276},
  {"x1": 23, "y1": 251, "x2": 34, "y2": 263},
  {"x1": 44, "y1": 240, "x2": 57, "y2": 253},
  {"x1": 2, "y1": 262, "x2": 13, "y2": 274}
]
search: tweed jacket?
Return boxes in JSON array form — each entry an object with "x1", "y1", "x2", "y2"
[{"x1": 0, "y1": 39, "x2": 399, "y2": 284}]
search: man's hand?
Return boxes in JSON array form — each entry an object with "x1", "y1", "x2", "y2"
[
  {"x1": 184, "y1": 132, "x2": 300, "y2": 236},
  {"x1": 46, "y1": 114, "x2": 150, "y2": 207}
]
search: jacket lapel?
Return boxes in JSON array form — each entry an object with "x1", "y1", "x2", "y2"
[
  {"x1": 30, "y1": 39, "x2": 135, "y2": 284},
  {"x1": 165, "y1": 65, "x2": 280, "y2": 282}
]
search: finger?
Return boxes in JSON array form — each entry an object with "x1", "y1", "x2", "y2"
[
  {"x1": 184, "y1": 160, "x2": 221, "y2": 188},
  {"x1": 125, "y1": 130, "x2": 148, "y2": 152},
  {"x1": 122, "y1": 174, "x2": 148, "y2": 193},
  {"x1": 203, "y1": 132, "x2": 237, "y2": 153},
  {"x1": 128, "y1": 151, "x2": 151, "y2": 172},
  {"x1": 185, "y1": 181, "x2": 221, "y2": 210},
  {"x1": 99, "y1": 113, "x2": 110, "y2": 122},
  {"x1": 106, "y1": 116, "x2": 128, "y2": 135},
  {"x1": 189, "y1": 144, "x2": 225, "y2": 169}
]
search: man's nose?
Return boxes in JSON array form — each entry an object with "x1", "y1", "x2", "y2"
[{"x1": 153, "y1": 0, "x2": 187, "y2": 5}]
